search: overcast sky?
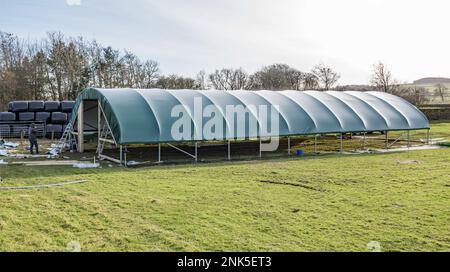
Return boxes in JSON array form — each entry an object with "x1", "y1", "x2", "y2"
[{"x1": 1, "y1": 0, "x2": 449, "y2": 84}]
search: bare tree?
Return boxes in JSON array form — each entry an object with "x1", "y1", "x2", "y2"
[
  {"x1": 250, "y1": 64, "x2": 304, "y2": 90},
  {"x1": 302, "y1": 73, "x2": 319, "y2": 90},
  {"x1": 195, "y1": 70, "x2": 209, "y2": 90},
  {"x1": 156, "y1": 74, "x2": 197, "y2": 89},
  {"x1": 209, "y1": 68, "x2": 251, "y2": 90},
  {"x1": 393, "y1": 85, "x2": 428, "y2": 106},
  {"x1": 141, "y1": 60, "x2": 159, "y2": 88},
  {"x1": 370, "y1": 62, "x2": 397, "y2": 93},
  {"x1": 209, "y1": 69, "x2": 231, "y2": 90},
  {"x1": 311, "y1": 63, "x2": 340, "y2": 90},
  {"x1": 434, "y1": 84, "x2": 447, "y2": 102},
  {"x1": 0, "y1": 30, "x2": 162, "y2": 107},
  {"x1": 231, "y1": 68, "x2": 252, "y2": 90}
]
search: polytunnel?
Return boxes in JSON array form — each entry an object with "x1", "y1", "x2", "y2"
[{"x1": 67, "y1": 88, "x2": 430, "y2": 164}]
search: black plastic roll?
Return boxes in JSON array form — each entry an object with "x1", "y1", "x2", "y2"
[
  {"x1": 46, "y1": 124, "x2": 63, "y2": 133},
  {"x1": 12, "y1": 101, "x2": 29, "y2": 112},
  {"x1": 28, "y1": 101, "x2": 45, "y2": 112},
  {"x1": 44, "y1": 101, "x2": 61, "y2": 112},
  {"x1": 51, "y1": 112, "x2": 67, "y2": 124},
  {"x1": 18, "y1": 112, "x2": 35, "y2": 121},
  {"x1": 35, "y1": 112, "x2": 51, "y2": 122},
  {"x1": 0, "y1": 112, "x2": 16, "y2": 121},
  {"x1": 61, "y1": 101, "x2": 75, "y2": 113}
]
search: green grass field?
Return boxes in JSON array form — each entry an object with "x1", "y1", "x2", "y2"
[{"x1": 0, "y1": 122, "x2": 449, "y2": 252}]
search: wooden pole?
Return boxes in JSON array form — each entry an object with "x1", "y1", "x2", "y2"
[{"x1": 20, "y1": 130, "x2": 24, "y2": 150}]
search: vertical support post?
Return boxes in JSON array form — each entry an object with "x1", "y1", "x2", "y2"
[
  {"x1": 287, "y1": 137, "x2": 291, "y2": 156},
  {"x1": 124, "y1": 145, "x2": 127, "y2": 166},
  {"x1": 385, "y1": 131, "x2": 389, "y2": 150},
  {"x1": 158, "y1": 143, "x2": 161, "y2": 163},
  {"x1": 363, "y1": 132, "x2": 366, "y2": 150},
  {"x1": 119, "y1": 145, "x2": 123, "y2": 165},
  {"x1": 426, "y1": 129, "x2": 430, "y2": 145},
  {"x1": 77, "y1": 100, "x2": 84, "y2": 153},
  {"x1": 227, "y1": 140, "x2": 231, "y2": 160},
  {"x1": 194, "y1": 142, "x2": 198, "y2": 162},
  {"x1": 314, "y1": 135, "x2": 318, "y2": 154},
  {"x1": 259, "y1": 137, "x2": 262, "y2": 158},
  {"x1": 340, "y1": 133, "x2": 343, "y2": 154},
  {"x1": 98, "y1": 100, "x2": 101, "y2": 153},
  {"x1": 407, "y1": 130, "x2": 411, "y2": 148},
  {"x1": 20, "y1": 130, "x2": 24, "y2": 148}
]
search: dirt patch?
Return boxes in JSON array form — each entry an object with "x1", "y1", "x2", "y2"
[
  {"x1": 396, "y1": 160, "x2": 420, "y2": 165},
  {"x1": 258, "y1": 179, "x2": 325, "y2": 192}
]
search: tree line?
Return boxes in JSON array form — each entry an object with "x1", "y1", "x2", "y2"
[
  {"x1": 0, "y1": 31, "x2": 429, "y2": 111},
  {"x1": 0, "y1": 31, "x2": 340, "y2": 106}
]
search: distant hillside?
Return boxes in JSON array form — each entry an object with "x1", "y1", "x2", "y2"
[{"x1": 413, "y1": 77, "x2": 450, "y2": 85}]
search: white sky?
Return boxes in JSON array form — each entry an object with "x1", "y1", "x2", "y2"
[{"x1": 1, "y1": 0, "x2": 450, "y2": 84}]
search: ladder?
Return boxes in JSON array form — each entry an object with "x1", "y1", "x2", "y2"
[
  {"x1": 55, "y1": 122, "x2": 76, "y2": 154},
  {"x1": 96, "y1": 120, "x2": 115, "y2": 156}
]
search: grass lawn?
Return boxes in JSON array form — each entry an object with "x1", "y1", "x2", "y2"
[{"x1": 0, "y1": 123, "x2": 449, "y2": 251}]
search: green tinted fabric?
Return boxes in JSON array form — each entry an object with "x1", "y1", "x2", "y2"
[{"x1": 70, "y1": 88, "x2": 430, "y2": 144}]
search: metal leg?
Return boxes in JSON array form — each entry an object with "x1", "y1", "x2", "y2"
[
  {"x1": 119, "y1": 145, "x2": 123, "y2": 165},
  {"x1": 314, "y1": 135, "x2": 318, "y2": 154},
  {"x1": 194, "y1": 142, "x2": 198, "y2": 162},
  {"x1": 426, "y1": 129, "x2": 430, "y2": 145},
  {"x1": 340, "y1": 133, "x2": 343, "y2": 154},
  {"x1": 385, "y1": 131, "x2": 389, "y2": 150},
  {"x1": 158, "y1": 143, "x2": 161, "y2": 163},
  {"x1": 124, "y1": 145, "x2": 127, "y2": 166},
  {"x1": 363, "y1": 132, "x2": 366, "y2": 150},
  {"x1": 407, "y1": 130, "x2": 411, "y2": 148},
  {"x1": 227, "y1": 140, "x2": 231, "y2": 160},
  {"x1": 98, "y1": 102, "x2": 101, "y2": 155},
  {"x1": 287, "y1": 137, "x2": 291, "y2": 156},
  {"x1": 259, "y1": 138, "x2": 262, "y2": 158}
]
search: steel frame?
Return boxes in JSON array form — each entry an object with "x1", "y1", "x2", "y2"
[{"x1": 64, "y1": 99, "x2": 432, "y2": 166}]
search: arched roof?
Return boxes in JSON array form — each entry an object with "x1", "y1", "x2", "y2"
[{"x1": 71, "y1": 88, "x2": 429, "y2": 144}]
